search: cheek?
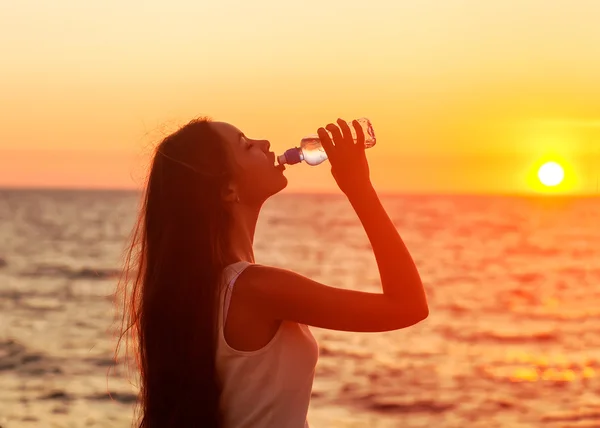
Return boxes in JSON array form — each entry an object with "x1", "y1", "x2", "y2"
[
  {"x1": 236, "y1": 151, "x2": 264, "y2": 170},
  {"x1": 235, "y1": 166, "x2": 262, "y2": 192},
  {"x1": 236, "y1": 164, "x2": 277, "y2": 197},
  {"x1": 237, "y1": 158, "x2": 263, "y2": 180}
]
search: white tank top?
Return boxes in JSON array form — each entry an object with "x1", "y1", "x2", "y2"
[{"x1": 216, "y1": 261, "x2": 319, "y2": 428}]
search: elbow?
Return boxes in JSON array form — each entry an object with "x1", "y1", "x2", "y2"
[
  {"x1": 397, "y1": 305, "x2": 429, "y2": 329},
  {"x1": 416, "y1": 306, "x2": 429, "y2": 323},
  {"x1": 411, "y1": 306, "x2": 429, "y2": 325},
  {"x1": 413, "y1": 287, "x2": 429, "y2": 323}
]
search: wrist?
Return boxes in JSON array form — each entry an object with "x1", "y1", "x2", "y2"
[{"x1": 346, "y1": 183, "x2": 378, "y2": 206}]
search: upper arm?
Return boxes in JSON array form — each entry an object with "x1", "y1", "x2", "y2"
[{"x1": 233, "y1": 264, "x2": 428, "y2": 333}]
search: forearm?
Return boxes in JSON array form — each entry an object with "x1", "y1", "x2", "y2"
[{"x1": 348, "y1": 185, "x2": 427, "y2": 307}]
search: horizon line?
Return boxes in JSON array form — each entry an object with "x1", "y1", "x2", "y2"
[{"x1": 0, "y1": 185, "x2": 597, "y2": 199}]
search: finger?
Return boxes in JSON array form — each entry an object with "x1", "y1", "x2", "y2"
[
  {"x1": 317, "y1": 127, "x2": 336, "y2": 161},
  {"x1": 352, "y1": 120, "x2": 365, "y2": 152},
  {"x1": 337, "y1": 118, "x2": 354, "y2": 146},
  {"x1": 325, "y1": 123, "x2": 346, "y2": 149}
]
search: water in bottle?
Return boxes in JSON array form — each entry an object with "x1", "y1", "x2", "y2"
[{"x1": 277, "y1": 117, "x2": 376, "y2": 167}]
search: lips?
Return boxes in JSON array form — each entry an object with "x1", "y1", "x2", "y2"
[{"x1": 268, "y1": 151, "x2": 283, "y2": 170}]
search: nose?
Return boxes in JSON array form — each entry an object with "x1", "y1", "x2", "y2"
[{"x1": 258, "y1": 139, "x2": 270, "y2": 151}]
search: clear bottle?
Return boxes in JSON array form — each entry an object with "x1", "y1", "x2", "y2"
[{"x1": 277, "y1": 117, "x2": 376, "y2": 166}]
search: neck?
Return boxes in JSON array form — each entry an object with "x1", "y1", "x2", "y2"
[{"x1": 227, "y1": 201, "x2": 262, "y2": 265}]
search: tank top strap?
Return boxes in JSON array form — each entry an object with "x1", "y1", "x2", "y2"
[{"x1": 221, "y1": 261, "x2": 252, "y2": 329}]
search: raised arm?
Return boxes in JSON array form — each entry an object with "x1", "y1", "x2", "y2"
[{"x1": 232, "y1": 118, "x2": 428, "y2": 332}]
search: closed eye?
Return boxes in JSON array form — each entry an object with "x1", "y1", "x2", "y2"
[{"x1": 240, "y1": 132, "x2": 253, "y2": 149}]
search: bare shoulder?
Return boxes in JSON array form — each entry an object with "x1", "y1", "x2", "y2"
[{"x1": 232, "y1": 264, "x2": 428, "y2": 333}]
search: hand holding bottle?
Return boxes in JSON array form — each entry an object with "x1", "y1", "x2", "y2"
[
  {"x1": 318, "y1": 118, "x2": 372, "y2": 198},
  {"x1": 277, "y1": 117, "x2": 375, "y2": 167}
]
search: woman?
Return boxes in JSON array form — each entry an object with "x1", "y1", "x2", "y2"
[{"x1": 115, "y1": 117, "x2": 429, "y2": 428}]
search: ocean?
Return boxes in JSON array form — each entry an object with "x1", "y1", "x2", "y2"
[{"x1": 0, "y1": 188, "x2": 599, "y2": 427}]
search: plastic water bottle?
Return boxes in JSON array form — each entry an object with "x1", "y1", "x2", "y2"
[{"x1": 277, "y1": 117, "x2": 376, "y2": 167}]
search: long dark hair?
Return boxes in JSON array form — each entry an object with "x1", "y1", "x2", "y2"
[{"x1": 114, "y1": 117, "x2": 238, "y2": 427}]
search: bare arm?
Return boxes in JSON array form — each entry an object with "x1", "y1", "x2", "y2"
[
  {"x1": 232, "y1": 118, "x2": 428, "y2": 332},
  {"x1": 232, "y1": 119, "x2": 429, "y2": 332},
  {"x1": 348, "y1": 184, "x2": 426, "y2": 304},
  {"x1": 235, "y1": 185, "x2": 428, "y2": 332}
]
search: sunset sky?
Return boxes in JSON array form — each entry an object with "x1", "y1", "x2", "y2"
[{"x1": 1, "y1": 0, "x2": 599, "y2": 194}]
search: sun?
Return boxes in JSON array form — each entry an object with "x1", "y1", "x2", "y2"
[{"x1": 537, "y1": 161, "x2": 565, "y2": 187}]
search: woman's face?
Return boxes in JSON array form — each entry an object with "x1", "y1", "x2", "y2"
[{"x1": 211, "y1": 122, "x2": 287, "y2": 204}]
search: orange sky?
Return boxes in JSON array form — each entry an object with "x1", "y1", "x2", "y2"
[{"x1": 1, "y1": 0, "x2": 599, "y2": 194}]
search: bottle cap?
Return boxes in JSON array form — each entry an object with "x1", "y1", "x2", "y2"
[{"x1": 282, "y1": 148, "x2": 302, "y2": 165}]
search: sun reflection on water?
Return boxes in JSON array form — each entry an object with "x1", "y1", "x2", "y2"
[{"x1": 481, "y1": 350, "x2": 599, "y2": 383}]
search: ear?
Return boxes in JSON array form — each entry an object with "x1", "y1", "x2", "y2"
[{"x1": 221, "y1": 184, "x2": 238, "y2": 203}]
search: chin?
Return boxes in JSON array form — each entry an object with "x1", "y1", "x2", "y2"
[
  {"x1": 248, "y1": 173, "x2": 288, "y2": 204},
  {"x1": 270, "y1": 176, "x2": 288, "y2": 196},
  {"x1": 265, "y1": 175, "x2": 288, "y2": 200},
  {"x1": 279, "y1": 175, "x2": 288, "y2": 190}
]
